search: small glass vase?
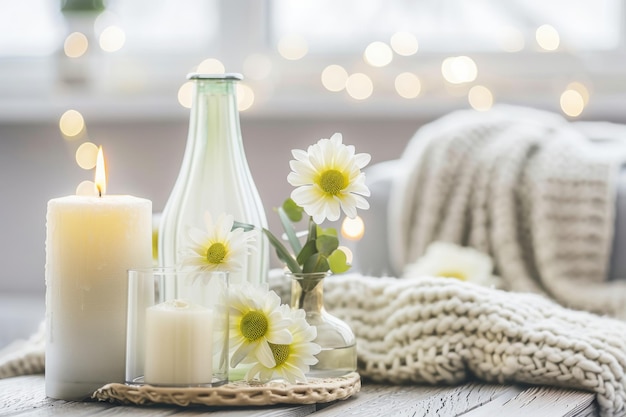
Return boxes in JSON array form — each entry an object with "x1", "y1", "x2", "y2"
[{"x1": 288, "y1": 272, "x2": 357, "y2": 378}]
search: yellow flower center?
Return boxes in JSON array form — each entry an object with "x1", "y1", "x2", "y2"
[
  {"x1": 240, "y1": 311, "x2": 268, "y2": 341},
  {"x1": 268, "y1": 343, "x2": 290, "y2": 366},
  {"x1": 206, "y1": 242, "x2": 227, "y2": 264},
  {"x1": 437, "y1": 270, "x2": 467, "y2": 281},
  {"x1": 318, "y1": 169, "x2": 348, "y2": 195}
]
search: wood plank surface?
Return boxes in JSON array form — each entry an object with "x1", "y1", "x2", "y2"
[{"x1": 0, "y1": 375, "x2": 599, "y2": 417}]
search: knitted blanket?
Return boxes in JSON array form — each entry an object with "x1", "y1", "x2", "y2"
[
  {"x1": 320, "y1": 274, "x2": 626, "y2": 417},
  {"x1": 388, "y1": 105, "x2": 626, "y2": 318}
]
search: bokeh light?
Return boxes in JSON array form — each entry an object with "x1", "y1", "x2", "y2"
[
  {"x1": 321, "y1": 64, "x2": 349, "y2": 92},
  {"x1": 277, "y1": 35, "x2": 308, "y2": 60},
  {"x1": 75, "y1": 142, "x2": 99, "y2": 170},
  {"x1": 441, "y1": 56, "x2": 478, "y2": 84},
  {"x1": 99, "y1": 26, "x2": 125, "y2": 52},
  {"x1": 341, "y1": 216, "x2": 365, "y2": 240},
  {"x1": 177, "y1": 81, "x2": 193, "y2": 108},
  {"x1": 468, "y1": 85, "x2": 494, "y2": 111},
  {"x1": 59, "y1": 109, "x2": 85, "y2": 138},
  {"x1": 567, "y1": 82, "x2": 590, "y2": 105},
  {"x1": 390, "y1": 32, "x2": 419, "y2": 56},
  {"x1": 75, "y1": 180, "x2": 97, "y2": 197},
  {"x1": 560, "y1": 89, "x2": 585, "y2": 117},
  {"x1": 237, "y1": 83, "x2": 255, "y2": 111},
  {"x1": 197, "y1": 58, "x2": 225, "y2": 74},
  {"x1": 338, "y1": 245, "x2": 354, "y2": 265},
  {"x1": 364, "y1": 41, "x2": 393, "y2": 67},
  {"x1": 64, "y1": 32, "x2": 88, "y2": 58},
  {"x1": 395, "y1": 72, "x2": 421, "y2": 99},
  {"x1": 536, "y1": 24, "x2": 560, "y2": 51},
  {"x1": 345, "y1": 73, "x2": 373, "y2": 100}
]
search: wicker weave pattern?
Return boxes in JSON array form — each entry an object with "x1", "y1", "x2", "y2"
[{"x1": 93, "y1": 372, "x2": 360, "y2": 406}]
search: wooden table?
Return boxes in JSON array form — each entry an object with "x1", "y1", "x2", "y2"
[{"x1": 0, "y1": 375, "x2": 599, "y2": 416}]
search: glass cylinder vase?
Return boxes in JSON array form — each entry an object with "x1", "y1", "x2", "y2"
[
  {"x1": 289, "y1": 272, "x2": 357, "y2": 378},
  {"x1": 158, "y1": 73, "x2": 269, "y2": 286},
  {"x1": 126, "y1": 267, "x2": 229, "y2": 387}
]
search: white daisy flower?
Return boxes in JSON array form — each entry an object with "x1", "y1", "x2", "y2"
[
  {"x1": 403, "y1": 241, "x2": 499, "y2": 287},
  {"x1": 181, "y1": 212, "x2": 255, "y2": 272},
  {"x1": 229, "y1": 284, "x2": 293, "y2": 368},
  {"x1": 287, "y1": 133, "x2": 371, "y2": 224},
  {"x1": 245, "y1": 305, "x2": 321, "y2": 384}
]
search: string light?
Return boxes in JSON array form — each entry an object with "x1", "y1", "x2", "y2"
[
  {"x1": 59, "y1": 110, "x2": 85, "y2": 139},
  {"x1": 536, "y1": 24, "x2": 560, "y2": 51},
  {"x1": 75, "y1": 142, "x2": 99, "y2": 170},
  {"x1": 177, "y1": 81, "x2": 193, "y2": 108},
  {"x1": 237, "y1": 83, "x2": 255, "y2": 111},
  {"x1": 468, "y1": 85, "x2": 494, "y2": 111},
  {"x1": 321, "y1": 64, "x2": 348, "y2": 92},
  {"x1": 76, "y1": 180, "x2": 96, "y2": 196},
  {"x1": 441, "y1": 56, "x2": 478, "y2": 84},
  {"x1": 99, "y1": 26, "x2": 125, "y2": 52},
  {"x1": 560, "y1": 89, "x2": 585, "y2": 117},
  {"x1": 341, "y1": 216, "x2": 365, "y2": 240},
  {"x1": 390, "y1": 32, "x2": 418, "y2": 56},
  {"x1": 567, "y1": 82, "x2": 590, "y2": 105},
  {"x1": 364, "y1": 41, "x2": 393, "y2": 67},
  {"x1": 395, "y1": 72, "x2": 421, "y2": 99},
  {"x1": 64, "y1": 32, "x2": 88, "y2": 58},
  {"x1": 345, "y1": 73, "x2": 373, "y2": 100},
  {"x1": 338, "y1": 246, "x2": 354, "y2": 264},
  {"x1": 277, "y1": 35, "x2": 308, "y2": 60},
  {"x1": 197, "y1": 58, "x2": 225, "y2": 74}
]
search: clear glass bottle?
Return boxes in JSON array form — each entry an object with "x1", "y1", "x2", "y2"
[
  {"x1": 158, "y1": 73, "x2": 269, "y2": 287},
  {"x1": 289, "y1": 272, "x2": 357, "y2": 378}
]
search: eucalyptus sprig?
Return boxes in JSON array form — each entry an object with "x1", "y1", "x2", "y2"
[{"x1": 262, "y1": 198, "x2": 351, "y2": 274}]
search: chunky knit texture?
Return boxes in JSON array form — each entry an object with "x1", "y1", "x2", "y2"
[
  {"x1": 389, "y1": 105, "x2": 626, "y2": 317},
  {"x1": 322, "y1": 274, "x2": 626, "y2": 417}
]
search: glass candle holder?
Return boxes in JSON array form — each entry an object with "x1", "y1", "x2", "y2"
[{"x1": 126, "y1": 267, "x2": 228, "y2": 387}]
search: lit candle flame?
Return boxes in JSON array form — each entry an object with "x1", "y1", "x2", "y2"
[{"x1": 95, "y1": 146, "x2": 106, "y2": 197}]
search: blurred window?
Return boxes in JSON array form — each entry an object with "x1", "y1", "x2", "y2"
[
  {"x1": 271, "y1": 0, "x2": 623, "y2": 52},
  {"x1": 0, "y1": 0, "x2": 217, "y2": 57}
]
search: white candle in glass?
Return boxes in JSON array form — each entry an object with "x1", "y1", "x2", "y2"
[
  {"x1": 45, "y1": 147, "x2": 152, "y2": 400},
  {"x1": 143, "y1": 299, "x2": 214, "y2": 385}
]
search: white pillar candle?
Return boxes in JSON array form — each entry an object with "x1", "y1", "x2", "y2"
[
  {"x1": 45, "y1": 147, "x2": 152, "y2": 400},
  {"x1": 144, "y1": 299, "x2": 214, "y2": 385}
]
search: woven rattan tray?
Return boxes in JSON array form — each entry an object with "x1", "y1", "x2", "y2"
[{"x1": 93, "y1": 372, "x2": 360, "y2": 407}]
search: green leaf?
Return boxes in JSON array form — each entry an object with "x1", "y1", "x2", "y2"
[
  {"x1": 297, "y1": 240, "x2": 317, "y2": 266},
  {"x1": 278, "y1": 206, "x2": 302, "y2": 254},
  {"x1": 302, "y1": 252, "x2": 330, "y2": 274},
  {"x1": 316, "y1": 234, "x2": 339, "y2": 256},
  {"x1": 262, "y1": 228, "x2": 302, "y2": 273},
  {"x1": 307, "y1": 217, "x2": 317, "y2": 244},
  {"x1": 317, "y1": 225, "x2": 338, "y2": 238},
  {"x1": 328, "y1": 249, "x2": 351, "y2": 274},
  {"x1": 282, "y1": 198, "x2": 304, "y2": 222},
  {"x1": 232, "y1": 220, "x2": 256, "y2": 232}
]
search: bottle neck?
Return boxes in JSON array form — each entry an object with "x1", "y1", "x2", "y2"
[
  {"x1": 290, "y1": 273, "x2": 328, "y2": 313},
  {"x1": 188, "y1": 78, "x2": 243, "y2": 155}
]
